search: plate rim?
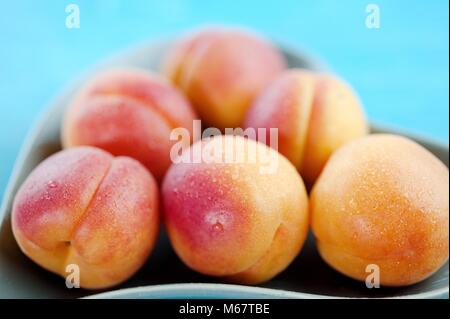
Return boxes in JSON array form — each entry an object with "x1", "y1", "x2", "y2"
[{"x1": 84, "y1": 282, "x2": 449, "y2": 299}]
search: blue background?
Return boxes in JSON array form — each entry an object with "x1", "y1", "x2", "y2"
[{"x1": 0, "y1": 0, "x2": 448, "y2": 200}]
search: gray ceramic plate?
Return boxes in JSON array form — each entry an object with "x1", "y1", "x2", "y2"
[{"x1": 0, "y1": 40, "x2": 448, "y2": 299}]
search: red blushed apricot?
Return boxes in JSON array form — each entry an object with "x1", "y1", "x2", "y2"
[
  {"x1": 162, "y1": 28, "x2": 286, "y2": 130},
  {"x1": 311, "y1": 134, "x2": 449, "y2": 286},
  {"x1": 244, "y1": 69, "x2": 368, "y2": 186},
  {"x1": 162, "y1": 135, "x2": 308, "y2": 284},
  {"x1": 62, "y1": 68, "x2": 198, "y2": 181},
  {"x1": 12, "y1": 147, "x2": 159, "y2": 289}
]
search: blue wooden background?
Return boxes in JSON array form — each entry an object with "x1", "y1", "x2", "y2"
[{"x1": 0, "y1": 0, "x2": 448, "y2": 200}]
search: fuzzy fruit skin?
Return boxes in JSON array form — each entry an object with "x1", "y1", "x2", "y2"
[
  {"x1": 162, "y1": 135, "x2": 309, "y2": 284},
  {"x1": 62, "y1": 68, "x2": 198, "y2": 181},
  {"x1": 244, "y1": 69, "x2": 368, "y2": 186},
  {"x1": 311, "y1": 134, "x2": 449, "y2": 286},
  {"x1": 163, "y1": 27, "x2": 286, "y2": 130},
  {"x1": 12, "y1": 147, "x2": 159, "y2": 289}
]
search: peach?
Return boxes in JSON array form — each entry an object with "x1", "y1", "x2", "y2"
[
  {"x1": 244, "y1": 69, "x2": 368, "y2": 186},
  {"x1": 162, "y1": 135, "x2": 309, "y2": 284},
  {"x1": 62, "y1": 68, "x2": 198, "y2": 181},
  {"x1": 12, "y1": 147, "x2": 159, "y2": 289},
  {"x1": 162, "y1": 27, "x2": 286, "y2": 130},
  {"x1": 311, "y1": 134, "x2": 449, "y2": 286}
]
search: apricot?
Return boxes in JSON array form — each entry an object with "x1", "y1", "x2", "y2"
[
  {"x1": 163, "y1": 27, "x2": 286, "y2": 130},
  {"x1": 244, "y1": 69, "x2": 368, "y2": 186},
  {"x1": 162, "y1": 135, "x2": 309, "y2": 284},
  {"x1": 62, "y1": 68, "x2": 198, "y2": 181},
  {"x1": 12, "y1": 147, "x2": 159, "y2": 289},
  {"x1": 311, "y1": 134, "x2": 449, "y2": 286}
]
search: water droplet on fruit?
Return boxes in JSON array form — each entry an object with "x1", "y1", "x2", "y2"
[
  {"x1": 212, "y1": 222, "x2": 223, "y2": 231},
  {"x1": 205, "y1": 211, "x2": 230, "y2": 232},
  {"x1": 47, "y1": 181, "x2": 57, "y2": 188}
]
